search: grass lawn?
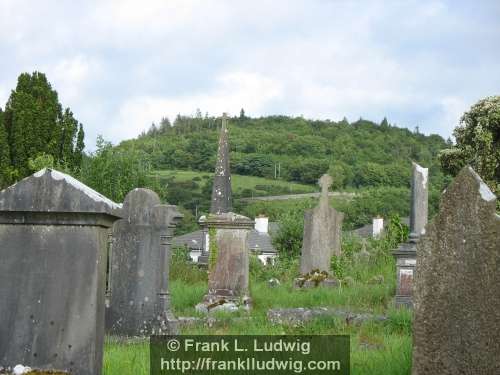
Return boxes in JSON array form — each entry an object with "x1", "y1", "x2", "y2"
[
  {"x1": 104, "y1": 279, "x2": 412, "y2": 375},
  {"x1": 152, "y1": 169, "x2": 317, "y2": 196},
  {"x1": 103, "y1": 234, "x2": 413, "y2": 374}
]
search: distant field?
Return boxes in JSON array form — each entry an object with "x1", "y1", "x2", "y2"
[{"x1": 152, "y1": 169, "x2": 317, "y2": 196}]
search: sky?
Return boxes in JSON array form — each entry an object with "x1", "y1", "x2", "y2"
[{"x1": 0, "y1": 0, "x2": 499, "y2": 149}]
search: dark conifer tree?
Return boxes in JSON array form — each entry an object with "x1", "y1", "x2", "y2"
[
  {"x1": 59, "y1": 108, "x2": 79, "y2": 165},
  {"x1": 3, "y1": 72, "x2": 85, "y2": 178},
  {"x1": 73, "y1": 124, "x2": 85, "y2": 169},
  {"x1": 0, "y1": 108, "x2": 11, "y2": 186}
]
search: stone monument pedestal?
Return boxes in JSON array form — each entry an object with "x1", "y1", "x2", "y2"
[
  {"x1": 393, "y1": 237, "x2": 417, "y2": 308},
  {"x1": 393, "y1": 162, "x2": 428, "y2": 308},
  {"x1": 196, "y1": 213, "x2": 254, "y2": 313},
  {"x1": 293, "y1": 276, "x2": 338, "y2": 289}
]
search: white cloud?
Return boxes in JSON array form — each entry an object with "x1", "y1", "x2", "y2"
[
  {"x1": 110, "y1": 71, "x2": 284, "y2": 141},
  {"x1": 438, "y1": 96, "x2": 468, "y2": 138},
  {"x1": 1, "y1": 0, "x2": 499, "y2": 148},
  {"x1": 47, "y1": 55, "x2": 102, "y2": 103},
  {"x1": 0, "y1": 87, "x2": 8, "y2": 109}
]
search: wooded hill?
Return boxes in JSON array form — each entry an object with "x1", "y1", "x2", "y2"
[{"x1": 118, "y1": 112, "x2": 450, "y2": 192}]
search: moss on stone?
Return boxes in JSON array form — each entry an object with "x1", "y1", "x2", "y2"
[{"x1": 208, "y1": 227, "x2": 218, "y2": 271}]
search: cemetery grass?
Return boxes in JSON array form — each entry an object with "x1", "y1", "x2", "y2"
[
  {"x1": 104, "y1": 239, "x2": 413, "y2": 374},
  {"x1": 104, "y1": 280, "x2": 412, "y2": 375}
]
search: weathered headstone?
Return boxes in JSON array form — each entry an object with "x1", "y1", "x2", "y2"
[
  {"x1": 0, "y1": 169, "x2": 121, "y2": 375},
  {"x1": 412, "y1": 166, "x2": 500, "y2": 374},
  {"x1": 393, "y1": 162, "x2": 428, "y2": 307},
  {"x1": 298, "y1": 174, "x2": 343, "y2": 281},
  {"x1": 409, "y1": 162, "x2": 428, "y2": 239},
  {"x1": 372, "y1": 217, "x2": 384, "y2": 238},
  {"x1": 197, "y1": 213, "x2": 254, "y2": 312},
  {"x1": 105, "y1": 188, "x2": 182, "y2": 336},
  {"x1": 210, "y1": 113, "x2": 232, "y2": 214}
]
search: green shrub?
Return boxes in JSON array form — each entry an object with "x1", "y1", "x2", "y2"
[
  {"x1": 169, "y1": 246, "x2": 207, "y2": 283},
  {"x1": 272, "y1": 210, "x2": 304, "y2": 258}
]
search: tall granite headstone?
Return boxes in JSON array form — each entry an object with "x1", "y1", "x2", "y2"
[
  {"x1": 412, "y1": 166, "x2": 500, "y2": 374},
  {"x1": 106, "y1": 188, "x2": 182, "y2": 336},
  {"x1": 210, "y1": 113, "x2": 232, "y2": 215},
  {"x1": 300, "y1": 174, "x2": 344, "y2": 275},
  {"x1": 197, "y1": 213, "x2": 254, "y2": 311},
  {"x1": 393, "y1": 162, "x2": 428, "y2": 307},
  {"x1": 0, "y1": 169, "x2": 121, "y2": 375}
]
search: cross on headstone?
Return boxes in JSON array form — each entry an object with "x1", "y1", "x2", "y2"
[
  {"x1": 297, "y1": 172, "x2": 344, "y2": 279},
  {"x1": 222, "y1": 112, "x2": 228, "y2": 130},
  {"x1": 318, "y1": 174, "x2": 333, "y2": 200}
]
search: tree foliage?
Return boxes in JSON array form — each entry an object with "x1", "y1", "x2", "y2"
[
  {"x1": 439, "y1": 95, "x2": 499, "y2": 200},
  {"x1": 0, "y1": 72, "x2": 85, "y2": 188},
  {"x1": 119, "y1": 114, "x2": 448, "y2": 191},
  {"x1": 79, "y1": 136, "x2": 151, "y2": 202}
]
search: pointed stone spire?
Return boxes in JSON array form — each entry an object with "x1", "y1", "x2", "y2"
[{"x1": 210, "y1": 113, "x2": 232, "y2": 214}]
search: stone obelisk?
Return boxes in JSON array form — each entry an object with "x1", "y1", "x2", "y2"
[
  {"x1": 210, "y1": 113, "x2": 232, "y2": 214},
  {"x1": 197, "y1": 114, "x2": 254, "y2": 312}
]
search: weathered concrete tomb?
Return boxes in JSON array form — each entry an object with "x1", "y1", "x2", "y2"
[
  {"x1": 295, "y1": 174, "x2": 343, "y2": 288},
  {"x1": 412, "y1": 166, "x2": 500, "y2": 374},
  {"x1": 105, "y1": 188, "x2": 182, "y2": 336},
  {"x1": 197, "y1": 212, "x2": 254, "y2": 312},
  {"x1": 0, "y1": 169, "x2": 122, "y2": 375}
]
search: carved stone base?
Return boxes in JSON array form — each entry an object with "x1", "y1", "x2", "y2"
[
  {"x1": 394, "y1": 295, "x2": 413, "y2": 309},
  {"x1": 293, "y1": 277, "x2": 339, "y2": 289},
  {"x1": 195, "y1": 291, "x2": 252, "y2": 314}
]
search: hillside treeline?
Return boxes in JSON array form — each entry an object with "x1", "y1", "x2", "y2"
[{"x1": 119, "y1": 112, "x2": 449, "y2": 191}]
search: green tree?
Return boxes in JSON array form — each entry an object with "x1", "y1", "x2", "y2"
[
  {"x1": 3, "y1": 72, "x2": 85, "y2": 179},
  {"x1": 73, "y1": 124, "x2": 85, "y2": 169},
  {"x1": 327, "y1": 164, "x2": 346, "y2": 190},
  {"x1": 439, "y1": 96, "x2": 500, "y2": 200},
  {"x1": 273, "y1": 210, "x2": 305, "y2": 258},
  {"x1": 28, "y1": 153, "x2": 55, "y2": 172},
  {"x1": 0, "y1": 107, "x2": 11, "y2": 186},
  {"x1": 380, "y1": 117, "x2": 389, "y2": 128},
  {"x1": 79, "y1": 136, "x2": 151, "y2": 202},
  {"x1": 59, "y1": 108, "x2": 79, "y2": 167}
]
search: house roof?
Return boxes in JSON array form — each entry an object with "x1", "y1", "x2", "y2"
[
  {"x1": 351, "y1": 217, "x2": 410, "y2": 238},
  {"x1": 173, "y1": 223, "x2": 279, "y2": 254}
]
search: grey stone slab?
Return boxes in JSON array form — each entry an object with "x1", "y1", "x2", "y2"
[
  {"x1": 0, "y1": 168, "x2": 121, "y2": 215},
  {"x1": 267, "y1": 308, "x2": 387, "y2": 326},
  {"x1": 412, "y1": 166, "x2": 500, "y2": 375},
  {"x1": 199, "y1": 213, "x2": 254, "y2": 308},
  {"x1": 300, "y1": 174, "x2": 343, "y2": 275},
  {"x1": 0, "y1": 169, "x2": 121, "y2": 375},
  {"x1": 106, "y1": 189, "x2": 182, "y2": 336},
  {"x1": 210, "y1": 113, "x2": 232, "y2": 214},
  {"x1": 409, "y1": 162, "x2": 428, "y2": 239}
]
